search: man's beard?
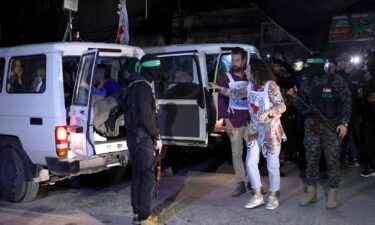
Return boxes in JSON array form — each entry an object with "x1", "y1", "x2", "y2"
[{"x1": 231, "y1": 66, "x2": 242, "y2": 73}]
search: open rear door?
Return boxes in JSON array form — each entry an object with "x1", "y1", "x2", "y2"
[
  {"x1": 212, "y1": 49, "x2": 232, "y2": 133},
  {"x1": 154, "y1": 51, "x2": 208, "y2": 147},
  {"x1": 68, "y1": 49, "x2": 98, "y2": 160}
]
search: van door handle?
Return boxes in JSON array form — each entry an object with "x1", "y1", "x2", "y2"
[{"x1": 30, "y1": 117, "x2": 43, "y2": 125}]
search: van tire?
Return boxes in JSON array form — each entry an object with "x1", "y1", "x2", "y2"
[
  {"x1": 205, "y1": 89, "x2": 217, "y2": 135},
  {"x1": 0, "y1": 147, "x2": 39, "y2": 202}
]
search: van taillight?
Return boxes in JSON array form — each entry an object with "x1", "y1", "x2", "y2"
[{"x1": 55, "y1": 126, "x2": 68, "y2": 157}]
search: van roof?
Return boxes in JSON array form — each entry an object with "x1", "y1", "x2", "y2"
[
  {"x1": 0, "y1": 42, "x2": 144, "y2": 57},
  {"x1": 143, "y1": 43, "x2": 259, "y2": 55}
]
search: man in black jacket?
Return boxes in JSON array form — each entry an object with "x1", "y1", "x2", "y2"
[
  {"x1": 125, "y1": 54, "x2": 164, "y2": 225},
  {"x1": 359, "y1": 48, "x2": 375, "y2": 177}
]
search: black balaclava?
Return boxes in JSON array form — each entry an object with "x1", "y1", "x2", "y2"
[
  {"x1": 304, "y1": 53, "x2": 326, "y2": 78},
  {"x1": 140, "y1": 54, "x2": 161, "y2": 83},
  {"x1": 364, "y1": 48, "x2": 375, "y2": 75}
]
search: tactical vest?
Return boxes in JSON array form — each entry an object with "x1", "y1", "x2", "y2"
[{"x1": 309, "y1": 74, "x2": 341, "y2": 120}]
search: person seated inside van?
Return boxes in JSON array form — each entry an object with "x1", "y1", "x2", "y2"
[
  {"x1": 81, "y1": 64, "x2": 121, "y2": 97},
  {"x1": 81, "y1": 66, "x2": 107, "y2": 96},
  {"x1": 100, "y1": 64, "x2": 121, "y2": 96},
  {"x1": 166, "y1": 67, "x2": 199, "y2": 98},
  {"x1": 8, "y1": 59, "x2": 25, "y2": 92},
  {"x1": 30, "y1": 66, "x2": 46, "y2": 93}
]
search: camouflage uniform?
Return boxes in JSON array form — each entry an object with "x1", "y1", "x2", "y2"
[{"x1": 295, "y1": 72, "x2": 351, "y2": 188}]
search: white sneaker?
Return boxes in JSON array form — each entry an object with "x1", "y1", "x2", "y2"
[
  {"x1": 244, "y1": 195, "x2": 264, "y2": 209},
  {"x1": 265, "y1": 196, "x2": 279, "y2": 210}
]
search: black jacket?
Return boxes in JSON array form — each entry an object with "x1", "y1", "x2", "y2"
[{"x1": 125, "y1": 74, "x2": 160, "y2": 140}]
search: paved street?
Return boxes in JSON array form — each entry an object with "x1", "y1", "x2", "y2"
[{"x1": 0, "y1": 149, "x2": 374, "y2": 225}]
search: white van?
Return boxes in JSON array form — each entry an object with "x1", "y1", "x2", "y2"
[
  {"x1": 0, "y1": 42, "x2": 144, "y2": 202},
  {"x1": 144, "y1": 44, "x2": 260, "y2": 143}
]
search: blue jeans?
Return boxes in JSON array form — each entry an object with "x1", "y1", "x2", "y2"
[{"x1": 246, "y1": 138, "x2": 281, "y2": 192}]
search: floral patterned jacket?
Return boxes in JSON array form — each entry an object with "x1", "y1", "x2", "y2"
[{"x1": 220, "y1": 80, "x2": 287, "y2": 155}]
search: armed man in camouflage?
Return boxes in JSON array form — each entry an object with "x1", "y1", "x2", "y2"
[{"x1": 288, "y1": 54, "x2": 351, "y2": 209}]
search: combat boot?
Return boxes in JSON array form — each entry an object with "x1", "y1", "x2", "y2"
[
  {"x1": 299, "y1": 185, "x2": 317, "y2": 206},
  {"x1": 326, "y1": 188, "x2": 338, "y2": 209},
  {"x1": 133, "y1": 213, "x2": 140, "y2": 225},
  {"x1": 231, "y1": 181, "x2": 247, "y2": 197},
  {"x1": 140, "y1": 214, "x2": 164, "y2": 225}
]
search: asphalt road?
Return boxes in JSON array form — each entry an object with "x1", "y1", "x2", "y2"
[{"x1": 0, "y1": 145, "x2": 374, "y2": 225}]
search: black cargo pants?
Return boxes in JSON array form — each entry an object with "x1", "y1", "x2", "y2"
[{"x1": 127, "y1": 136, "x2": 155, "y2": 221}]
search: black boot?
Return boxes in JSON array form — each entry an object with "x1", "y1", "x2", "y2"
[{"x1": 231, "y1": 181, "x2": 246, "y2": 197}]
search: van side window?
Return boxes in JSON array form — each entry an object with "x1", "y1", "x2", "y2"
[
  {"x1": 63, "y1": 56, "x2": 80, "y2": 107},
  {"x1": 7, "y1": 55, "x2": 46, "y2": 93},
  {"x1": 73, "y1": 53, "x2": 96, "y2": 106},
  {"x1": 117, "y1": 57, "x2": 139, "y2": 88},
  {"x1": 0, "y1": 58, "x2": 4, "y2": 92},
  {"x1": 216, "y1": 53, "x2": 231, "y2": 83},
  {"x1": 205, "y1": 54, "x2": 217, "y2": 83},
  {"x1": 156, "y1": 55, "x2": 200, "y2": 99}
]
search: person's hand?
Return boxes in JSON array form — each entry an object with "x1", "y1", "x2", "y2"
[
  {"x1": 208, "y1": 82, "x2": 222, "y2": 90},
  {"x1": 81, "y1": 81, "x2": 89, "y2": 90},
  {"x1": 97, "y1": 80, "x2": 104, "y2": 89},
  {"x1": 357, "y1": 87, "x2": 363, "y2": 98},
  {"x1": 225, "y1": 119, "x2": 235, "y2": 136},
  {"x1": 155, "y1": 139, "x2": 163, "y2": 154},
  {"x1": 258, "y1": 110, "x2": 270, "y2": 123},
  {"x1": 367, "y1": 93, "x2": 375, "y2": 103},
  {"x1": 336, "y1": 125, "x2": 348, "y2": 139},
  {"x1": 287, "y1": 86, "x2": 298, "y2": 97}
]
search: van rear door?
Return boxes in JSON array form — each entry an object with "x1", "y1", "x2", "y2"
[
  {"x1": 68, "y1": 49, "x2": 98, "y2": 160},
  {"x1": 153, "y1": 51, "x2": 208, "y2": 147}
]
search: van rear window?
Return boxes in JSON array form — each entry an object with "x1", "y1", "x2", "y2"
[
  {"x1": 155, "y1": 55, "x2": 201, "y2": 99},
  {"x1": 7, "y1": 55, "x2": 46, "y2": 94},
  {"x1": 0, "y1": 58, "x2": 4, "y2": 93}
]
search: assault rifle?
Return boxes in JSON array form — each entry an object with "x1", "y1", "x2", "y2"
[
  {"x1": 150, "y1": 148, "x2": 162, "y2": 199},
  {"x1": 294, "y1": 92, "x2": 337, "y2": 132}
]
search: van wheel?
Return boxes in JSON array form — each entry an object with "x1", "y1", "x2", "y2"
[{"x1": 0, "y1": 148, "x2": 39, "y2": 202}]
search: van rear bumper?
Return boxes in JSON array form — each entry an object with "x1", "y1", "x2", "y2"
[{"x1": 45, "y1": 150, "x2": 129, "y2": 176}]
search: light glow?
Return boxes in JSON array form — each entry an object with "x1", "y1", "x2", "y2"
[{"x1": 350, "y1": 56, "x2": 361, "y2": 64}]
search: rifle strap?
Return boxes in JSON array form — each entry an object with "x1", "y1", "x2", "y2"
[{"x1": 312, "y1": 116, "x2": 320, "y2": 134}]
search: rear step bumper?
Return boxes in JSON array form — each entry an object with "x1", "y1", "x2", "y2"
[{"x1": 45, "y1": 151, "x2": 129, "y2": 176}]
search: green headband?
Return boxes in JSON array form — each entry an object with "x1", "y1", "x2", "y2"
[
  {"x1": 141, "y1": 59, "x2": 161, "y2": 68},
  {"x1": 306, "y1": 58, "x2": 325, "y2": 64}
]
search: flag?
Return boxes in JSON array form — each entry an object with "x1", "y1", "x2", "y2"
[{"x1": 115, "y1": 0, "x2": 130, "y2": 44}]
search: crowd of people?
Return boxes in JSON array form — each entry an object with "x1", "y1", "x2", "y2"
[
  {"x1": 125, "y1": 47, "x2": 375, "y2": 224},
  {"x1": 216, "y1": 47, "x2": 375, "y2": 212},
  {"x1": 270, "y1": 48, "x2": 375, "y2": 178}
]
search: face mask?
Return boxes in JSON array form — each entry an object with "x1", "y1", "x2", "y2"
[{"x1": 149, "y1": 68, "x2": 161, "y2": 81}]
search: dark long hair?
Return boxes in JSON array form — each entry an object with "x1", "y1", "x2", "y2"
[{"x1": 249, "y1": 59, "x2": 276, "y2": 86}]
